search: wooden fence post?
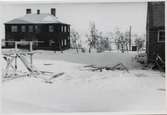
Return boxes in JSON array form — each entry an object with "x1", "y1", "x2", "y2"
[
  {"x1": 30, "y1": 41, "x2": 33, "y2": 68},
  {"x1": 14, "y1": 42, "x2": 18, "y2": 75},
  {"x1": 15, "y1": 42, "x2": 18, "y2": 51}
]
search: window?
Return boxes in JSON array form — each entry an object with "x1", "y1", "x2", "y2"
[
  {"x1": 68, "y1": 27, "x2": 70, "y2": 32},
  {"x1": 49, "y1": 40, "x2": 55, "y2": 46},
  {"x1": 64, "y1": 39, "x2": 67, "y2": 46},
  {"x1": 35, "y1": 25, "x2": 40, "y2": 33},
  {"x1": 11, "y1": 26, "x2": 18, "y2": 32},
  {"x1": 28, "y1": 25, "x2": 33, "y2": 32},
  {"x1": 49, "y1": 25, "x2": 54, "y2": 32},
  {"x1": 64, "y1": 26, "x2": 66, "y2": 32},
  {"x1": 8, "y1": 39, "x2": 14, "y2": 46},
  {"x1": 21, "y1": 26, "x2": 26, "y2": 32},
  {"x1": 61, "y1": 26, "x2": 64, "y2": 32},
  {"x1": 158, "y1": 30, "x2": 165, "y2": 42},
  {"x1": 61, "y1": 40, "x2": 64, "y2": 46}
]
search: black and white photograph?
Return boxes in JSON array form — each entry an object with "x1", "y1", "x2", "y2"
[{"x1": 0, "y1": 0, "x2": 166, "y2": 113}]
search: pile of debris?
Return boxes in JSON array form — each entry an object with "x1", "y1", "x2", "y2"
[
  {"x1": 83, "y1": 63, "x2": 129, "y2": 72},
  {"x1": 2, "y1": 47, "x2": 65, "y2": 83},
  {"x1": 135, "y1": 53, "x2": 147, "y2": 64},
  {"x1": 135, "y1": 53, "x2": 165, "y2": 72}
]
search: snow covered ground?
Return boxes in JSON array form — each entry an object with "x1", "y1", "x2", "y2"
[{"x1": 1, "y1": 49, "x2": 166, "y2": 113}]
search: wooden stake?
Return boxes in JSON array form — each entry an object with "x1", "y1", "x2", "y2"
[
  {"x1": 14, "y1": 42, "x2": 17, "y2": 51},
  {"x1": 30, "y1": 41, "x2": 33, "y2": 68},
  {"x1": 14, "y1": 42, "x2": 18, "y2": 76}
]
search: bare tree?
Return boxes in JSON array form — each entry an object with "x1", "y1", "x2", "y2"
[
  {"x1": 107, "y1": 32, "x2": 115, "y2": 50},
  {"x1": 113, "y1": 28, "x2": 130, "y2": 53},
  {"x1": 119, "y1": 34, "x2": 126, "y2": 53},
  {"x1": 96, "y1": 32, "x2": 111, "y2": 52},
  {"x1": 123, "y1": 31, "x2": 130, "y2": 52},
  {"x1": 113, "y1": 28, "x2": 122, "y2": 51},
  {"x1": 86, "y1": 21, "x2": 98, "y2": 53},
  {"x1": 70, "y1": 29, "x2": 80, "y2": 53},
  {"x1": 134, "y1": 35, "x2": 145, "y2": 53}
]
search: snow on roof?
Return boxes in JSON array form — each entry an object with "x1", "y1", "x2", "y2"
[{"x1": 5, "y1": 13, "x2": 69, "y2": 25}]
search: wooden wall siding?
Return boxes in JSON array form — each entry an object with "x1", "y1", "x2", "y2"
[
  {"x1": 147, "y1": 2, "x2": 165, "y2": 29},
  {"x1": 146, "y1": 1, "x2": 165, "y2": 63},
  {"x1": 5, "y1": 24, "x2": 70, "y2": 50},
  {"x1": 152, "y1": 4, "x2": 165, "y2": 27}
]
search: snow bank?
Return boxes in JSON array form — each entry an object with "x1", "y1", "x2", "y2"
[{"x1": 1, "y1": 50, "x2": 166, "y2": 113}]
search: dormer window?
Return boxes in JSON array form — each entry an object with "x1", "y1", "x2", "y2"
[
  {"x1": 49, "y1": 25, "x2": 54, "y2": 32},
  {"x1": 11, "y1": 25, "x2": 18, "y2": 32}
]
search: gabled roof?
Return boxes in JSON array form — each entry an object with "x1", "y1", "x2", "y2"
[{"x1": 5, "y1": 13, "x2": 69, "y2": 25}]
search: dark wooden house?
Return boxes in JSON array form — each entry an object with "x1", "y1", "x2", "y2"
[
  {"x1": 146, "y1": 2, "x2": 165, "y2": 63},
  {"x1": 4, "y1": 8, "x2": 70, "y2": 50}
]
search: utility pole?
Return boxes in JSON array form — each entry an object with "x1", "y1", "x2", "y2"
[{"x1": 129, "y1": 25, "x2": 132, "y2": 51}]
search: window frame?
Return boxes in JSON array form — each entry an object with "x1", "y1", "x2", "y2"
[
  {"x1": 61, "y1": 40, "x2": 64, "y2": 46},
  {"x1": 61, "y1": 26, "x2": 64, "y2": 32},
  {"x1": 64, "y1": 39, "x2": 67, "y2": 46},
  {"x1": 68, "y1": 27, "x2": 70, "y2": 32},
  {"x1": 49, "y1": 25, "x2": 54, "y2": 32},
  {"x1": 11, "y1": 25, "x2": 18, "y2": 32},
  {"x1": 21, "y1": 25, "x2": 26, "y2": 32},
  {"x1": 28, "y1": 25, "x2": 34, "y2": 32},
  {"x1": 157, "y1": 30, "x2": 165, "y2": 43},
  {"x1": 35, "y1": 25, "x2": 40, "y2": 33}
]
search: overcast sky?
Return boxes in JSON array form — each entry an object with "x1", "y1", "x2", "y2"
[{"x1": 0, "y1": 2, "x2": 147, "y2": 40}]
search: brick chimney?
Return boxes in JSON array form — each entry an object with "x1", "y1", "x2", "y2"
[
  {"x1": 37, "y1": 9, "x2": 40, "y2": 14},
  {"x1": 26, "y1": 8, "x2": 31, "y2": 14},
  {"x1": 51, "y1": 8, "x2": 56, "y2": 16}
]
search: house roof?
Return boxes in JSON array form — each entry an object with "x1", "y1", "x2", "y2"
[{"x1": 5, "y1": 13, "x2": 69, "y2": 25}]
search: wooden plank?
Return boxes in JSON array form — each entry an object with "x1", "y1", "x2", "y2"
[
  {"x1": 3, "y1": 57, "x2": 15, "y2": 77},
  {"x1": 16, "y1": 53, "x2": 34, "y2": 72}
]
